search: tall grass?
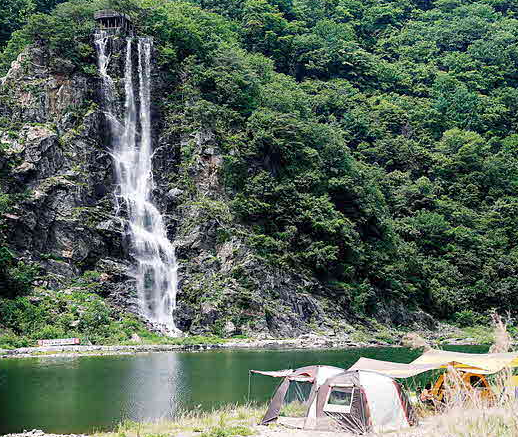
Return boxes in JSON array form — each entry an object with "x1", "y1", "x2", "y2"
[
  {"x1": 489, "y1": 312, "x2": 511, "y2": 353},
  {"x1": 97, "y1": 316, "x2": 516, "y2": 437},
  {"x1": 397, "y1": 314, "x2": 518, "y2": 437}
]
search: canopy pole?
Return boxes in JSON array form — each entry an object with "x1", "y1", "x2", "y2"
[{"x1": 248, "y1": 370, "x2": 252, "y2": 402}]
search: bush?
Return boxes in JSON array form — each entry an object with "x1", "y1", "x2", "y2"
[
  {"x1": 454, "y1": 310, "x2": 487, "y2": 327},
  {"x1": 0, "y1": 247, "x2": 39, "y2": 297},
  {"x1": 0, "y1": 333, "x2": 31, "y2": 349},
  {"x1": 0, "y1": 296, "x2": 48, "y2": 333},
  {"x1": 31, "y1": 325, "x2": 66, "y2": 340},
  {"x1": 0, "y1": 289, "x2": 156, "y2": 347}
]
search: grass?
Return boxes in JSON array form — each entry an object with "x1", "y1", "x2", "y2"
[
  {"x1": 95, "y1": 404, "x2": 263, "y2": 437},
  {"x1": 86, "y1": 316, "x2": 518, "y2": 437},
  {"x1": 200, "y1": 424, "x2": 255, "y2": 437},
  {"x1": 279, "y1": 400, "x2": 306, "y2": 418},
  {"x1": 453, "y1": 325, "x2": 495, "y2": 345},
  {"x1": 397, "y1": 405, "x2": 518, "y2": 437},
  {"x1": 90, "y1": 397, "x2": 518, "y2": 437}
]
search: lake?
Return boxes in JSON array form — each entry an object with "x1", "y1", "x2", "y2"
[{"x1": 0, "y1": 345, "x2": 488, "y2": 434}]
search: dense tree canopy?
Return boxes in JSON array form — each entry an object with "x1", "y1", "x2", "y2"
[{"x1": 2, "y1": 0, "x2": 518, "y2": 325}]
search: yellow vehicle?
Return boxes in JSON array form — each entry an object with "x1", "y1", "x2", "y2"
[{"x1": 429, "y1": 371, "x2": 496, "y2": 405}]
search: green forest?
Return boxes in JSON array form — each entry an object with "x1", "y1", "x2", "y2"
[{"x1": 1, "y1": 0, "x2": 518, "y2": 344}]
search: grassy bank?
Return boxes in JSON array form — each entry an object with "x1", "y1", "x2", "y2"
[
  {"x1": 409, "y1": 406, "x2": 518, "y2": 437},
  {"x1": 90, "y1": 317, "x2": 516, "y2": 437},
  {"x1": 96, "y1": 404, "x2": 264, "y2": 437},
  {"x1": 89, "y1": 401, "x2": 518, "y2": 437}
]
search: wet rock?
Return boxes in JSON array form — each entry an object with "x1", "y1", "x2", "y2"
[
  {"x1": 166, "y1": 188, "x2": 184, "y2": 200},
  {"x1": 173, "y1": 301, "x2": 195, "y2": 332}
]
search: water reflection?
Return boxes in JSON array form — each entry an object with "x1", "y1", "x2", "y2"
[{"x1": 125, "y1": 353, "x2": 184, "y2": 421}]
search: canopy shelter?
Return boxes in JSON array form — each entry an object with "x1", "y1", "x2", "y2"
[
  {"x1": 251, "y1": 366, "x2": 417, "y2": 433},
  {"x1": 411, "y1": 349, "x2": 518, "y2": 375},
  {"x1": 349, "y1": 350, "x2": 518, "y2": 378},
  {"x1": 348, "y1": 357, "x2": 439, "y2": 378}
]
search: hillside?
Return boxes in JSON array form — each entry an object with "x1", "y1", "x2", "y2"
[{"x1": 1, "y1": 0, "x2": 517, "y2": 345}]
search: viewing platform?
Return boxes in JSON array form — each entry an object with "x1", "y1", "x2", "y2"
[{"x1": 94, "y1": 10, "x2": 134, "y2": 34}]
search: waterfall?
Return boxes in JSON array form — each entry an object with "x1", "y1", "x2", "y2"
[{"x1": 95, "y1": 32, "x2": 179, "y2": 335}]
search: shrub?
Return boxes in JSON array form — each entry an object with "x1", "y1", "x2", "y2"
[
  {"x1": 0, "y1": 333, "x2": 31, "y2": 349},
  {"x1": 0, "y1": 296, "x2": 48, "y2": 333},
  {"x1": 454, "y1": 310, "x2": 487, "y2": 327},
  {"x1": 0, "y1": 247, "x2": 39, "y2": 297},
  {"x1": 31, "y1": 325, "x2": 66, "y2": 340}
]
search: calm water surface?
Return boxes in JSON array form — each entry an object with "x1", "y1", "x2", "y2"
[{"x1": 0, "y1": 345, "x2": 488, "y2": 434}]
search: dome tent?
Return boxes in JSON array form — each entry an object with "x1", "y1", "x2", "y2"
[
  {"x1": 252, "y1": 366, "x2": 417, "y2": 434},
  {"x1": 311, "y1": 370, "x2": 417, "y2": 433}
]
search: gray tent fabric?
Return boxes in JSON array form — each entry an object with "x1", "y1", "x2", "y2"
[
  {"x1": 255, "y1": 365, "x2": 343, "y2": 425},
  {"x1": 260, "y1": 377, "x2": 291, "y2": 425}
]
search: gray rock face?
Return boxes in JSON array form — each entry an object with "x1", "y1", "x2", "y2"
[{"x1": 0, "y1": 45, "x2": 133, "y2": 307}]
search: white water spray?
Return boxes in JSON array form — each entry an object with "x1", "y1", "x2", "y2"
[{"x1": 95, "y1": 32, "x2": 178, "y2": 334}]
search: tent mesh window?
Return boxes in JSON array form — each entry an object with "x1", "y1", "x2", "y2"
[
  {"x1": 279, "y1": 381, "x2": 312, "y2": 417},
  {"x1": 328, "y1": 387, "x2": 354, "y2": 408},
  {"x1": 323, "y1": 388, "x2": 370, "y2": 434}
]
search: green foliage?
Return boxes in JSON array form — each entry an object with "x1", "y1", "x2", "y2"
[
  {"x1": 0, "y1": 247, "x2": 39, "y2": 297},
  {"x1": 139, "y1": 0, "x2": 238, "y2": 69},
  {"x1": 0, "y1": 0, "x2": 35, "y2": 49},
  {"x1": 454, "y1": 310, "x2": 488, "y2": 327},
  {"x1": 0, "y1": 288, "x2": 152, "y2": 346},
  {"x1": 169, "y1": 0, "x2": 518, "y2": 321},
  {"x1": 0, "y1": 0, "x2": 134, "y2": 75},
  {"x1": 0, "y1": 0, "x2": 73, "y2": 49},
  {"x1": 0, "y1": 333, "x2": 31, "y2": 349},
  {"x1": 32, "y1": 324, "x2": 67, "y2": 340},
  {"x1": 0, "y1": 284, "x2": 235, "y2": 347}
]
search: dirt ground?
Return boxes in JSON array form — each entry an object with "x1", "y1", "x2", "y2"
[{"x1": 254, "y1": 425, "x2": 344, "y2": 437}]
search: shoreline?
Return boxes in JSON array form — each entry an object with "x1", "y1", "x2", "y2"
[
  {"x1": 0, "y1": 338, "x2": 389, "y2": 359},
  {"x1": 0, "y1": 335, "x2": 484, "y2": 360}
]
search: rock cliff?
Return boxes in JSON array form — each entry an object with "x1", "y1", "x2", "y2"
[{"x1": 0, "y1": 42, "x2": 434, "y2": 338}]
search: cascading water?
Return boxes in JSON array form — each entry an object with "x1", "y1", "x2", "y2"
[{"x1": 95, "y1": 32, "x2": 178, "y2": 335}]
